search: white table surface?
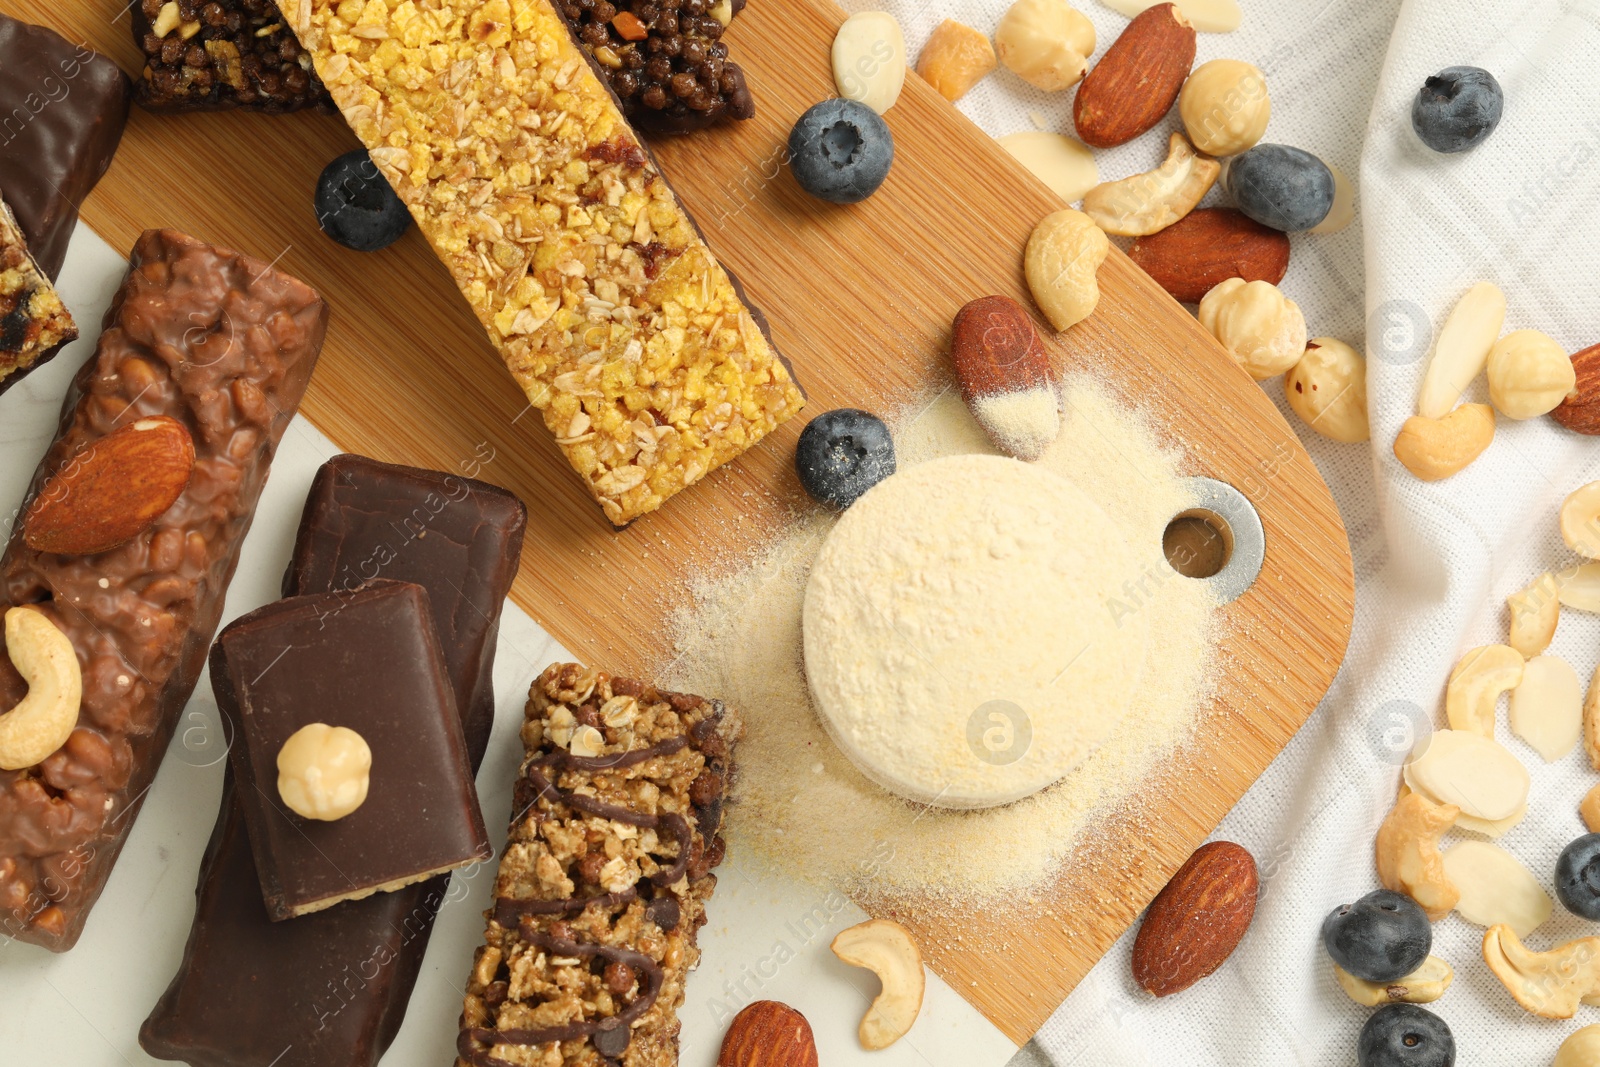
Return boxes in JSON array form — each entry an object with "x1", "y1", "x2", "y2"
[{"x1": 0, "y1": 224, "x2": 1019, "y2": 1067}]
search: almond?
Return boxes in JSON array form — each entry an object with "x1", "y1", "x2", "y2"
[
  {"x1": 717, "y1": 1000, "x2": 819, "y2": 1067},
  {"x1": 949, "y1": 295, "x2": 1060, "y2": 460},
  {"x1": 23, "y1": 416, "x2": 196, "y2": 556},
  {"x1": 1131, "y1": 840, "x2": 1259, "y2": 996},
  {"x1": 1127, "y1": 208, "x2": 1289, "y2": 304},
  {"x1": 1552, "y1": 342, "x2": 1600, "y2": 434},
  {"x1": 1072, "y1": 3, "x2": 1195, "y2": 148}
]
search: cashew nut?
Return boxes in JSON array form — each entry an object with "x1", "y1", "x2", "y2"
[
  {"x1": 1483, "y1": 924, "x2": 1600, "y2": 1019},
  {"x1": 1562, "y1": 482, "x2": 1600, "y2": 559},
  {"x1": 0, "y1": 607, "x2": 83, "y2": 771},
  {"x1": 1024, "y1": 208, "x2": 1108, "y2": 331},
  {"x1": 1375, "y1": 791, "x2": 1459, "y2": 921},
  {"x1": 1197, "y1": 277, "x2": 1307, "y2": 381},
  {"x1": 1444, "y1": 644, "x2": 1523, "y2": 737},
  {"x1": 1556, "y1": 1026, "x2": 1600, "y2": 1067},
  {"x1": 277, "y1": 723, "x2": 372, "y2": 821},
  {"x1": 1333, "y1": 955, "x2": 1453, "y2": 1007},
  {"x1": 1508, "y1": 572, "x2": 1559, "y2": 658},
  {"x1": 994, "y1": 0, "x2": 1094, "y2": 92},
  {"x1": 831, "y1": 918, "x2": 925, "y2": 1050},
  {"x1": 1392, "y1": 404, "x2": 1495, "y2": 481},
  {"x1": 1082, "y1": 133, "x2": 1221, "y2": 237}
]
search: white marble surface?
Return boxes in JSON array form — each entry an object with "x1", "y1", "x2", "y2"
[{"x1": 0, "y1": 224, "x2": 1016, "y2": 1067}]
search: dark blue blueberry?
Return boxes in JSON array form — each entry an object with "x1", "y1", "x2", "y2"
[
  {"x1": 794, "y1": 408, "x2": 895, "y2": 509},
  {"x1": 1358, "y1": 1004, "x2": 1455, "y2": 1067},
  {"x1": 788, "y1": 99, "x2": 894, "y2": 205},
  {"x1": 1556, "y1": 833, "x2": 1600, "y2": 919},
  {"x1": 1223, "y1": 144, "x2": 1336, "y2": 232},
  {"x1": 1411, "y1": 66, "x2": 1502, "y2": 154},
  {"x1": 315, "y1": 149, "x2": 412, "y2": 252},
  {"x1": 1320, "y1": 888, "x2": 1430, "y2": 983}
]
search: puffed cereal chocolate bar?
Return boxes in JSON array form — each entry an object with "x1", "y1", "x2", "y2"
[
  {"x1": 0, "y1": 229, "x2": 326, "y2": 951},
  {"x1": 456, "y1": 664, "x2": 740, "y2": 1066},
  {"x1": 279, "y1": 0, "x2": 804, "y2": 525}
]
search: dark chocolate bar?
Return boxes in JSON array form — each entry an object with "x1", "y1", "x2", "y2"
[
  {"x1": 0, "y1": 16, "x2": 130, "y2": 283},
  {"x1": 214, "y1": 581, "x2": 491, "y2": 919},
  {"x1": 0, "y1": 229, "x2": 326, "y2": 951},
  {"x1": 458, "y1": 664, "x2": 740, "y2": 1067},
  {"x1": 141, "y1": 457, "x2": 526, "y2": 1067}
]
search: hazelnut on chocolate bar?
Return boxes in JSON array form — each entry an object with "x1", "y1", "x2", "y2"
[{"x1": 281, "y1": 0, "x2": 804, "y2": 525}]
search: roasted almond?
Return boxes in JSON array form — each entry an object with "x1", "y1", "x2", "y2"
[
  {"x1": 1552, "y1": 342, "x2": 1600, "y2": 434},
  {"x1": 23, "y1": 416, "x2": 196, "y2": 556},
  {"x1": 1127, "y1": 208, "x2": 1290, "y2": 304},
  {"x1": 950, "y1": 295, "x2": 1060, "y2": 460},
  {"x1": 1072, "y1": 3, "x2": 1195, "y2": 149},
  {"x1": 1131, "y1": 840, "x2": 1259, "y2": 996},
  {"x1": 717, "y1": 1000, "x2": 819, "y2": 1067}
]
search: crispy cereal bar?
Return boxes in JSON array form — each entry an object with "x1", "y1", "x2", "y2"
[
  {"x1": 280, "y1": 0, "x2": 804, "y2": 525},
  {"x1": 132, "y1": 0, "x2": 331, "y2": 113},
  {"x1": 457, "y1": 663, "x2": 739, "y2": 1066},
  {"x1": 0, "y1": 199, "x2": 77, "y2": 395}
]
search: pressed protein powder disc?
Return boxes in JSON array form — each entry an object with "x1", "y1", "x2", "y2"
[{"x1": 802, "y1": 454, "x2": 1152, "y2": 809}]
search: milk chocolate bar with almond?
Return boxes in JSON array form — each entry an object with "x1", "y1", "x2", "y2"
[
  {"x1": 280, "y1": 0, "x2": 804, "y2": 525},
  {"x1": 457, "y1": 663, "x2": 739, "y2": 1067},
  {"x1": 0, "y1": 229, "x2": 325, "y2": 951}
]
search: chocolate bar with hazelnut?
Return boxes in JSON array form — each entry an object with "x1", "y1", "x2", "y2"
[
  {"x1": 0, "y1": 16, "x2": 130, "y2": 282},
  {"x1": 141, "y1": 456, "x2": 526, "y2": 1067},
  {"x1": 457, "y1": 664, "x2": 740, "y2": 1067},
  {"x1": 0, "y1": 229, "x2": 326, "y2": 951}
]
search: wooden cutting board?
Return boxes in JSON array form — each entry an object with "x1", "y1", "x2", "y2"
[{"x1": 12, "y1": 0, "x2": 1354, "y2": 1045}]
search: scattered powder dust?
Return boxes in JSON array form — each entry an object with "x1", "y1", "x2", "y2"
[
  {"x1": 663, "y1": 375, "x2": 1219, "y2": 903},
  {"x1": 971, "y1": 388, "x2": 1060, "y2": 460}
]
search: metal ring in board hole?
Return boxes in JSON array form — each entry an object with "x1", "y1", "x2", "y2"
[{"x1": 1163, "y1": 477, "x2": 1264, "y2": 605}]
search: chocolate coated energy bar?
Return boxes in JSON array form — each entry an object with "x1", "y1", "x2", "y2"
[
  {"x1": 142, "y1": 457, "x2": 526, "y2": 1067},
  {"x1": 457, "y1": 664, "x2": 739, "y2": 1066},
  {"x1": 0, "y1": 229, "x2": 326, "y2": 951}
]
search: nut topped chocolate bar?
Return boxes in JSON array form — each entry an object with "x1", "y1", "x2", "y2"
[
  {"x1": 458, "y1": 663, "x2": 740, "y2": 1066},
  {"x1": 280, "y1": 0, "x2": 804, "y2": 525}
]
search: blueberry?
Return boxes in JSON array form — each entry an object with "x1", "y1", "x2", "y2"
[
  {"x1": 1358, "y1": 1004, "x2": 1455, "y2": 1067},
  {"x1": 315, "y1": 149, "x2": 412, "y2": 252},
  {"x1": 1223, "y1": 144, "x2": 1336, "y2": 232},
  {"x1": 1556, "y1": 833, "x2": 1600, "y2": 919},
  {"x1": 1411, "y1": 66, "x2": 1502, "y2": 154},
  {"x1": 794, "y1": 408, "x2": 895, "y2": 508},
  {"x1": 1320, "y1": 888, "x2": 1430, "y2": 983},
  {"x1": 788, "y1": 99, "x2": 894, "y2": 205}
]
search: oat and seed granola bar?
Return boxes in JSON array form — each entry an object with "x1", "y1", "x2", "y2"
[
  {"x1": 0, "y1": 199, "x2": 77, "y2": 395},
  {"x1": 280, "y1": 0, "x2": 804, "y2": 525},
  {"x1": 457, "y1": 663, "x2": 739, "y2": 1066}
]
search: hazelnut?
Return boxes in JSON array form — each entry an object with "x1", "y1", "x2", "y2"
[
  {"x1": 993, "y1": 0, "x2": 1094, "y2": 93},
  {"x1": 1179, "y1": 59, "x2": 1270, "y2": 157},
  {"x1": 277, "y1": 723, "x2": 372, "y2": 821},
  {"x1": 1197, "y1": 277, "x2": 1306, "y2": 380}
]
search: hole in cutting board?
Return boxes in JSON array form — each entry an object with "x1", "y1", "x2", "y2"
[
  {"x1": 1163, "y1": 511, "x2": 1231, "y2": 579},
  {"x1": 1167, "y1": 478, "x2": 1266, "y2": 605}
]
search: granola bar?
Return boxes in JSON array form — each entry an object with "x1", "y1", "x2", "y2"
[
  {"x1": 280, "y1": 0, "x2": 804, "y2": 525},
  {"x1": 457, "y1": 663, "x2": 740, "y2": 1066},
  {"x1": 132, "y1": 0, "x2": 331, "y2": 113},
  {"x1": 0, "y1": 199, "x2": 77, "y2": 394}
]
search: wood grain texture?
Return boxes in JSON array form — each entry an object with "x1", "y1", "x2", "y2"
[{"x1": 10, "y1": 0, "x2": 1354, "y2": 1043}]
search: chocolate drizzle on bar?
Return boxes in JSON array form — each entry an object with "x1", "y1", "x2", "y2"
[{"x1": 455, "y1": 665, "x2": 741, "y2": 1067}]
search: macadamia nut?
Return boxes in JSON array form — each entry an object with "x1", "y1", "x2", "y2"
[
  {"x1": 1179, "y1": 59, "x2": 1270, "y2": 157},
  {"x1": 1487, "y1": 328, "x2": 1575, "y2": 419},
  {"x1": 994, "y1": 0, "x2": 1094, "y2": 92},
  {"x1": 277, "y1": 722, "x2": 372, "y2": 821},
  {"x1": 1197, "y1": 277, "x2": 1306, "y2": 380}
]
